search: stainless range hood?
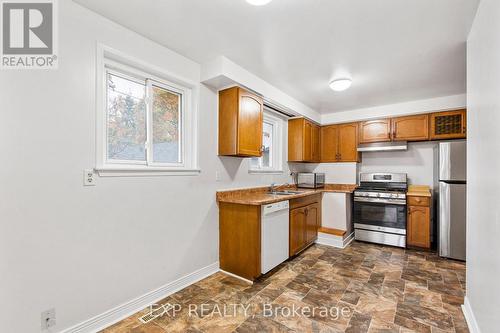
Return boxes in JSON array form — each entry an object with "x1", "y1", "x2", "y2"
[{"x1": 357, "y1": 141, "x2": 408, "y2": 152}]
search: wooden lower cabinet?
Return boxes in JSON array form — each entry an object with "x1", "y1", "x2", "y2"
[
  {"x1": 289, "y1": 194, "x2": 321, "y2": 256},
  {"x1": 289, "y1": 207, "x2": 307, "y2": 256},
  {"x1": 219, "y1": 193, "x2": 321, "y2": 281},
  {"x1": 219, "y1": 203, "x2": 261, "y2": 281},
  {"x1": 305, "y1": 203, "x2": 320, "y2": 244},
  {"x1": 407, "y1": 198, "x2": 431, "y2": 249}
]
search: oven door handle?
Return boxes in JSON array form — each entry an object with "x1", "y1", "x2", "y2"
[{"x1": 353, "y1": 197, "x2": 407, "y2": 205}]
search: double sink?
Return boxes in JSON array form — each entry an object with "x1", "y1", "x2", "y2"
[{"x1": 267, "y1": 190, "x2": 304, "y2": 196}]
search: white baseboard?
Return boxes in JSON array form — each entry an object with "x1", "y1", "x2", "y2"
[
  {"x1": 316, "y1": 232, "x2": 343, "y2": 248},
  {"x1": 60, "y1": 262, "x2": 219, "y2": 333},
  {"x1": 462, "y1": 296, "x2": 481, "y2": 333},
  {"x1": 219, "y1": 269, "x2": 253, "y2": 284},
  {"x1": 343, "y1": 232, "x2": 355, "y2": 247},
  {"x1": 316, "y1": 232, "x2": 354, "y2": 249}
]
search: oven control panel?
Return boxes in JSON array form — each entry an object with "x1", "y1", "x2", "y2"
[{"x1": 354, "y1": 191, "x2": 406, "y2": 200}]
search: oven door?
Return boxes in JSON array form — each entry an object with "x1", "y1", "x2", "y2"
[{"x1": 353, "y1": 198, "x2": 407, "y2": 234}]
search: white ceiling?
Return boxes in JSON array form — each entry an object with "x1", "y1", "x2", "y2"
[{"x1": 75, "y1": 0, "x2": 479, "y2": 114}]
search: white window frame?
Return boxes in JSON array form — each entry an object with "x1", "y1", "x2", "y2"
[
  {"x1": 249, "y1": 110, "x2": 284, "y2": 174},
  {"x1": 95, "y1": 44, "x2": 199, "y2": 176}
]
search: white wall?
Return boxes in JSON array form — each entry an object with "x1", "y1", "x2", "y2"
[
  {"x1": 322, "y1": 193, "x2": 352, "y2": 233},
  {"x1": 466, "y1": 0, "x2": 500, "y2": 331},
  {"x1": 289, "y1": 142, "x2": 438, "y2": 188},
  {"x1": 201, "y1": 56, "x2": 322, "y2": 123},
  {"x1": 0, "y1": 2, "x2": 291, "y2": 332},
  {"x1": 289, "y1": 138, "x2": 439, "y2": 188},
  {"x1": 359, "y1": 142, "x2": 438, "y2": 188},
  {"x1": 315, "y1": 94, "x2": 467, "y2": 187},
  {"x1": 0, "y1": 2, "x2": 487, "y2": 332},
  {"x1": 321, "y1": 94, "x2": 466, "y2": 124},
  {"x1": 289, "y1": 163, "x2": 357, "y2": 184}
]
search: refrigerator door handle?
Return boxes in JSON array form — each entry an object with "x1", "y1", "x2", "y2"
[
  {"x1": 439, "y1": 143, "x2": 451, "y2": 181},
  {"x1": 439, "y1": 182, "x2": 451, "y2": 257}
]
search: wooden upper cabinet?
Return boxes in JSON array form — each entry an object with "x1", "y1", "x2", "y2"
[
  {"x1": 288, "y1": 118, "x2": 304, "y2": 162},
  {"x1": 430, "y1": 109, "x2": 467, "y2": 140},
  {"x1": 392, "y1": 114, "x2": 430, "y2": 141},
  {"x1": 338, "y1": 123, "x2": 360, "y2": 162},
  {"x1": 218, "y1": 86, "x2": 263, "y2": 157},
  {"x1": 320, "y1": 123, "x2": 360, "y2": 163},
  {"x1": 311, "y1": 124, "x2": 321, "y2": 162},
  {"x1": 320, "y1": 125, "x2": 338, "y2": 162},
  {"x1": 288, "y1": 118, "x2": 320, "y2": 162},
  {"x1": 303, "y1": 120, "x2": 313, "y2": 161},
  {"x1": 359, "y1": 119, "x2": 392, "y2": 143}
]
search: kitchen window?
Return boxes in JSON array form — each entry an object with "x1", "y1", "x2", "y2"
[
  {"x1": 95, "y1": 46, "x2": 198, "y2": 176},
  {"x1": 250, "y1": 111, "x2": 284, "y2": 173}
]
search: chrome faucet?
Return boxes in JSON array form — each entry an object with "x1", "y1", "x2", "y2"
[{"x1": 269, "y1": 183, "x2": 277, "y2": 192}]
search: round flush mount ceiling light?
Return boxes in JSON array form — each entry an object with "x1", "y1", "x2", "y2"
[
  {"x1": 329, "y1": 78, "x2": 352, "y2": 92},
  {"x1": 246, "y1": 0, "x2": 273, "y2": 6}
]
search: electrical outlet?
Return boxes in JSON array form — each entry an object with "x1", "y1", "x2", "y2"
[
  {"x1": 41, "y1": 308, "x2": 56, "y2": 330},
  {"x1": 84, "y1": 169, "x2": 96, "y2": 186},
  {"x1": 215, "y1": 171, "x2": 221, "y2": 182}
]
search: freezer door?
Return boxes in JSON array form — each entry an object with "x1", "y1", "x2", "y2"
[
  {"x1": 439, "y1": 182, "x2": 466, "y2": 260},
  {"x1": 439, "y1": 141, "x2": 467, "y2": 181}
]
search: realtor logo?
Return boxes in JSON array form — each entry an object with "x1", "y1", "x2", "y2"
[{"x1": 1, "y1": 0, "x2": 58, "y2": 69}]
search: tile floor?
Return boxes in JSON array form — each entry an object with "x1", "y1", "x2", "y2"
[{"x1": 101, "y1": 241, "x2": 468, "y2": 333}]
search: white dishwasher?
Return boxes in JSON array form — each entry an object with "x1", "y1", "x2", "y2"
[{"x1": 261, "y1": 200, "x2": 290, "y2": 274}]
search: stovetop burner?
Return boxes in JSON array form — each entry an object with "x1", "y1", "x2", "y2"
[{"x1": 358, "y1": 172, "x2": 408, "y2": 192}]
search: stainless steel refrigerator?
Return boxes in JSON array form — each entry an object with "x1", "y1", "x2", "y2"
[{"x1": 438, "y1": 141, "x2": 467, "y2": 260}]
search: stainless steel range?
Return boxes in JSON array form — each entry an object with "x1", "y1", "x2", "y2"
[{"x1": 353, "y1": 173, "x2": 408, "y2": 248}]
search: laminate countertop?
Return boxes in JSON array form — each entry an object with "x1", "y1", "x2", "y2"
[
  {"x1": 407, "y1": 185, "x2": 432, "y2": 197},
  {"x1": 216, "y1": 184, "x2": 357, "y2": 206}
]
